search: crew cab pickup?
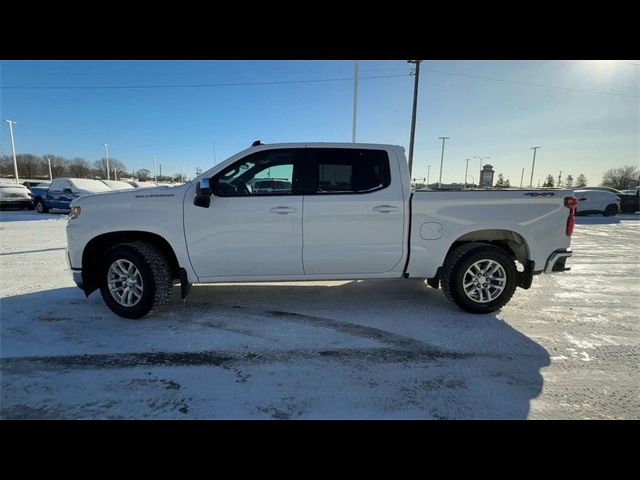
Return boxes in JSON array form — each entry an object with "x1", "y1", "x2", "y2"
[{"x1": 66, "y1": 142, "x2": 576, "y2": 319}]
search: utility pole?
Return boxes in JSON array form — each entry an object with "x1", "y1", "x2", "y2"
[
  {"x1": 529, "y1": 146, "x2": 541, "y2": 187},
  {"x1": 212, "y1": 140, "x2": 217, "y2": 165},
  {"x1": 5, "y1": 120, "x2": 19, "y2": 183},
  {"x1": 352, "y1": 61, "x2": 359, "y2": 142},
  {"x1": 153, "y1": 155, "x2": 158, "y2": 182},
  {"x1": 426, "y1": 165, "x2": 431, "y2": 186},
  {"x1": 103, "y1": 143, "x2": 110, "y2": 180},
  {"x1": 159, "y1": 163, "x2": 162, "y2": 180},
  {"x1": 520, "y1": 167, "x2": 525, "y2": 188},
  {"x1": 47, "y1": 156, "x2": 53, "y2": 180},
  {"x1": 437, "y1": 136, "x2": 449, "y2": 188},
  {"x1": 464, "y1": 159, "x2": 471, "y2": 187},
  {"x1": 113, "y1": 166, "x2": 117, "y2": 181},
  {"x1": 407, "y1": 60, "x2": 422, "y2": 176},
  {"x1": 558, "y1": 170, "x2": 562, "y2": 187}
]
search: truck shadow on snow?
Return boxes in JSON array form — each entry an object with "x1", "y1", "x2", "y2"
[{"x1": 1, "y1": 280, "x2": 550, "y2": 419}]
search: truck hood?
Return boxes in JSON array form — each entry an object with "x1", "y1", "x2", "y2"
[{"x1": 71, "y1": 184, "x2": 189, "y2": 208}]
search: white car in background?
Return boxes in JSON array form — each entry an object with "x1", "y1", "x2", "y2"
[
  {"x1": 126, "y1": 181, "x2": 156, "y2": 188},
  {"x1": 0, "y1": 182, "x2": 33, "y2": 210},
  {"x1": 100, "y1": 180, "x2": 135, "y2": 190},
  {"x1": 574, "y1": 189, "x2": 620, "y2": 216}
]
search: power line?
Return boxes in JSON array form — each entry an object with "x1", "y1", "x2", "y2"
[
  {"x1": 422, "y1": 68, "x2": 638, "y2": 98},
  {"x1": 0, "y1": 74, "x2": 409, "y2": 90}
]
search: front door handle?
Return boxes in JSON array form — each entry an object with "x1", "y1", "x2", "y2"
[
  {"x1": 373, "y1": 205, "x2": 399, "y2": 214},
  {"x1": 269, "y1": 206, "x2": 296, "y2": 215}
]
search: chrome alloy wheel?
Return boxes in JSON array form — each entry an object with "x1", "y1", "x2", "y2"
[
  {"x1": 462, "y1": 259, "x2": 507, "y2": 303},
  {"x1": 107, "y1": 259, "x2": 144, "y2": 307}
]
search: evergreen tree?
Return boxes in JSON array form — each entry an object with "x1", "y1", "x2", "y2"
[
  {"x1": 565, "y1": 174, "x2": 574, "y2": 188},
  {"x1": 576, "y1": 174, "x2": 588, "y2": 188},
  {"x1": 542, "y1": 174, "x2": 555, "y2": 188}
]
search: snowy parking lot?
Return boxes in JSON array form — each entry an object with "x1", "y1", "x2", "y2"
[{"x1": 1, "y1": 210, "x2": 639, "y2": 419}]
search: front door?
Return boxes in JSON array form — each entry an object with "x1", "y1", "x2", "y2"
[{"x1": 184, "y1": 148, "x2": 305, "y2": 280}]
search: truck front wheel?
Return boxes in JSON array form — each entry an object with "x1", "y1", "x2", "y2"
[
  {"x1": 441, "y1": 243, "x2": 517, "y2": 314},
  {"x1": 99, "y1": 241, "x2": 173, "y2": 319},
  {"x1": 34, "y1": 198, "x2": 49, "y2": 213}
]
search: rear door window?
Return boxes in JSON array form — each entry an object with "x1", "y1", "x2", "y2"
[{"x1": 308, "y1": 148, "x2": 390, "y2": 194}]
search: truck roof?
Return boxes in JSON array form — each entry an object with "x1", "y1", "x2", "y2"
[{"x1": 250, "y1": 142, "x2": 404, "y2": 150}]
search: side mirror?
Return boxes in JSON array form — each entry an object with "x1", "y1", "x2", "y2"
[
  {"x1": 194, "y1": 178, "x2": 212, "y2": 208},
  {"x1": 64, "y1": 188, "x2": 73, "y2": 193}
]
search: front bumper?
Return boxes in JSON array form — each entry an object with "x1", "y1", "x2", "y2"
[
  {"x1": 71, "y1": 268, "x2": 83, "y2": 288},
  {"x1": 544, "y1": 249, "x2": 572, "y2": 274}
]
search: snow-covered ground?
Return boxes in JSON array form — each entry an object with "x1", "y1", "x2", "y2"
[{"x1": 1, "y1": 210, "x2": 638, "y2": 419}]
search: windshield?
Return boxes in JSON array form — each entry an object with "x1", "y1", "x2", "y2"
[{"x1": 69, "y1": 179, "x2": 112, "y2": 192}]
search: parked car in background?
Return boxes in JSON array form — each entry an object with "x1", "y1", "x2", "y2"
[
  {"x1": 23, "y1": 180, "x2": 50, "y2": 190},
  {"x1": 574, "y1": 189, "x2": 620, "y2": 216},
  {"x1": 33, "y1": 178, "x2": 111, "y2": 213},
  {"x1": 126, "y1": 181, "x2": 156, "y2": 188},
  {"x1": 581, "y1": 186, "x2": 639, "y2": 213},
  {"x1": 100, "y1": 180, "x2": 135, "y2": 190},
  {"x1": 0, "y1": 182, "x2": 34, "y2": 210}
]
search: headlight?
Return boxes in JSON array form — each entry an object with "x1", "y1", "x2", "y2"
[{"x1": 69, "y1": 206, "x2": 82, "y2": 219}]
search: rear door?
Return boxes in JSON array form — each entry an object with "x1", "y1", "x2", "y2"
[{"x1": 301, "y1": 147, "x2": 405, "y2": 275}]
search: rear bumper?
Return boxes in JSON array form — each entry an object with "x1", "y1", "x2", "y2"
[
  {"x1": 0, "y1": 199, "x2": 33, "y2": 209},
  {"x1": 544, "y1": 249, "x2": 572, "y2": 274}
]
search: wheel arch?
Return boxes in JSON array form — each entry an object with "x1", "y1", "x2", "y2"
[
  {"x1": 81, "y1": 231, "x2": 180, "y2": 296},
  {"x1": 446, "y1": 229, "x2": 530, "y2": 266}
]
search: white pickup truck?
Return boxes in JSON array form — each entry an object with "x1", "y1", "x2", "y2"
[{"x1": 66, "y1": 142, "x2": 577, "y2": 319}]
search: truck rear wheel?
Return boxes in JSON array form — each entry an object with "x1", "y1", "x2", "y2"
[
  {"x1": 99, "y1": 241, "x2": 173, "y2": 319},
  {"x1": 441, "y1": 243, "x2": 517, "y2": 314}
]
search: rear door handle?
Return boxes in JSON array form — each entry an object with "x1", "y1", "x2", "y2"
[
  {"x1": 373, "y1": 205, "x2": 399, "y2": 214},
  {"x1": 269, "y1": 206, "x2": 296, "y2": 214}
]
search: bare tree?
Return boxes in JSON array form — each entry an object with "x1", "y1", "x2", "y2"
[
  {"x1": 602, "y1": 165, "x2": 639, "y2": 190},
  {"x1": 43, "y1": 154, "x2": 68, "y2": 178},
  {"x1": 93, "y1": 157, "x2": 127, "y2": 179},
  {"x1": 0, "y1": 154, "x2": 13, "y2": 176},
  {"x1": 16, "y1": 154, "x2": 42, "y2": 179},
  {"x1": 542, "y1": 174, "x2": 555, "y2": 188},
  {"x1": 136, "y1": 168, "x2": 151, "y2": 181},
  {"x1": 67, "y1": 157, "x2": 91, "y2": 178}
]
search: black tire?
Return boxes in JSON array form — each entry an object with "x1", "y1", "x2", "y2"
[
  {"x1": 99, "y1": 241, "x2": 173, "y2": 319},
  {"x1": 441, "y1": 242, "x2": 517, "y2": 314},
  {"x1": 603, "y1": 204, "x2": 618, "y2": 217},
  {"x1": 34, "y1": 198, "x2": 49, "y2": 213}
]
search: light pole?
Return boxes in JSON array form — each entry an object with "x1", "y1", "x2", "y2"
[
  {"x1": 464, "y1": 158, "x2": 471, "y2": 187},
  {"x1": 5, "y1": 120, "x2": 19, "y2": 183},
  {"x1": 426, "y1": 165, "x2": 431, "y2": 186},
  {"x1": 153, "y1": 155, "x2": 157, "y2": 182},
  {"x1": 407, "y1": 60, "x2": 422, "y2": 176},
  {"x1": 47, "y1": 156, "x2": 53, "y2": 180},
  {"x1": 352, "y1": 60, "x2": 359, "y2": 142},
  {"x1": 529, "y1": 147, "x2": 541, "y2": 187},
  {"x1": 103, "y1": 143, "x2": 110, "y2": 180},
  {"x1": 437, "y1": 136, "x2": 449, "y2": 188},
  {"x1": 474, "y1": 155, "x2": 490, "y2": 172},
  {"x1": 520, "y1": 167, "x2": 525, "y2": 188}
]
